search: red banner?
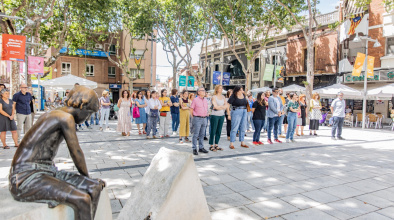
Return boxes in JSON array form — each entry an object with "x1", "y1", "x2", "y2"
[{"x1": 1, "y1": 34, "x2": 26, "y2": 62}]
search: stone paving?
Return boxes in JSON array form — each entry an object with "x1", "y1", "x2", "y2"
[{"x1": 1, "y1": 115, "x2": 394, "y2": 219}]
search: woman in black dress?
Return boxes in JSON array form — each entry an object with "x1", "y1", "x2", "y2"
[
  {"x1": 296, "y1": 94, "x2": 307, "y2": 136},
  {"x1": 0, "y1": 89, "x2": 18, "y2": 149}
]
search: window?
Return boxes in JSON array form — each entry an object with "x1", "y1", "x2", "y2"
[
  {"x1": 130, "y1": 68, "x2": 144, "y2": 79},
  {"x1": 109, "y1": 45, "x2": 116, "y2": 55},
  {"x1": 61, "y1": 63, "x2": 71, "y2": 75},
  {"x1": 387, "y1": 37, "x2": 394, "y2": 55},
  {"x1": 130, "y1": 49, "x2": 145, "y2": 59},
  {"x1": 86, "y1": 64, "x2": 94, "y2": 76},
  {"x1": 215, "y1": 64, "x2": 219, "y2": 71},
  {"x1": 108, "y1": 66, "x2": 116, "y2": 78},
  {"x1": 254, "y1": 58, "x2": 260, "y2": 72}
]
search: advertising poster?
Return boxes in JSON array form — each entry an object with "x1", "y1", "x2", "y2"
[
  {"x1": 187, "y1": 76, "x2": 195, "y2": 87},
  {"x1": 28, "y1": 56, "x2": 44, "y2": 75},
  {"x1": 213, "y1": 71, "x2": 221, "y2": 85},
  {"x1": 367, "y1": 56, "x2": 374, "y2": 78},
  {"x1": 352, "y1": 52, "x2": 365, "y2": 77},
  {"x1": 32, "y1": 67, "x2": 52, "y2": 81},
  {"x1": 179, "y1": 75, "x2": 186, "y2": 86},
  {"x1": 1, "y1": 34, "x2": 26, "y2": 62},
  {"x1": 222, "y1": 72, "x2": 230, "y2": 85},
  {"x1": 263, "y1": 64, "x2": 274, "y2": 81}
]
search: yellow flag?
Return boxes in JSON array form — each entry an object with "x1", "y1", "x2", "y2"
[
  {"x1": 367, "y1": 56, "x2": 374, "y2": 78},
  {"x1": 352, "y1": 52, "x2": 365, "y2": 77}
]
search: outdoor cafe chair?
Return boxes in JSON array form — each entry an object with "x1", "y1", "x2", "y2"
[
  {"x1": 344, "y1": 114, "x2": 354, "y2": 127},
  {"x1": 367, "y1": 114, "x2": 379, "y2": 129},
  {"x1": 376, "y1": 114, "x2": 384, "y2": 129},
  {"x1": 355, "y1": 113, "x2": 364, "y2": 127}
]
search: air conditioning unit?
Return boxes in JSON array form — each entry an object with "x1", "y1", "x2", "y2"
[{"x1": 95, "y1": 44, "x2": 103, "y2": 50}]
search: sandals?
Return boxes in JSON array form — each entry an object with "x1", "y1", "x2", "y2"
[
  {"x1": 143, "y1": 131, "x2": 147, "y2": 134},
  {"x1": 3, "y1": 146, "x2": 10, "y2": 149},
  {"x1": 229, "y1": 145, "x2": 235, "y2": 149},
  {"x1": 241, "y1": 144, "x2": 249, "y2": 148},
  {"x1": 215, "y1": 145, "x2": 223, "y2": 151},
  {"x1": 210, "y1": 146, "x2": 217, "y2": 152},
  {"x1": 138, "y1": 131, "x2": 142, "y2": 135},
  {"x1": 122, "y1": 132, "x2": 126, "y2": 136},
  {"x1": 179, "y1": 139, "x2": 184, "y2": 143},
  {"x1": 184, "y1": 138, "x2": 190, "y2": 142}
]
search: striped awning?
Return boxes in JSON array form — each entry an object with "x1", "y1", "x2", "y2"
[{"x1": 344, "y1": 0, "x2": 367, "y2": 18}]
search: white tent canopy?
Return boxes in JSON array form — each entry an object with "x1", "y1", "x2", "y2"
[
  {"x1": 207, "y1": 89, "x2": 227, "y2": 94},
  {"x1": 368, "y1": 83, "x2": 394, "y2": 96},
  {"x1": 250, "y1": 87, "x2": 271, "y2": 93},
  {"x1": 313, "y1": 83, "x2": 363, "y2": 99},
  {"x1": 281, "y1": 84, "x2": 306, "y2": 93},
  {"x1": 41, "y1": 74, "x2": 98, "y2": 89}
]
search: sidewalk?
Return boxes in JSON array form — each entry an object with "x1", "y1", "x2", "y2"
[{"x1": 1, "y1": 118, "x2": 394, "y2": 219}]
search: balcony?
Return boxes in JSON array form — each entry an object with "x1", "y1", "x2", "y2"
[{"x1": 290, "y1": 10, "x2": 339, "y2": 33}]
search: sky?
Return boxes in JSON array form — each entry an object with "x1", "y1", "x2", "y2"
[{"x1": 155, "y1": 0, "x2": 340, "y2": 82}]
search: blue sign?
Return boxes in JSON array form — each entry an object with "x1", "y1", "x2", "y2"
[
  {"x1": 212, "y1": 71, "x2": 230, "y2": 86},
  {"x1": 109, "y1": 84, "x2": 122, "y2": 89},
  {"x1": 59, "y1": 47, "x2": 109, "y2": 58},
  {"x1": 179, "y1": 75, "x2": 186, "y2": 86}
]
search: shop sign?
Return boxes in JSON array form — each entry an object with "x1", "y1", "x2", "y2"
[
  {"x1": 179, "y1": 75, "x2": 186, "y2": 86},
  {"x1": 59, "y1": 47, "x2": 108, "y2": 57},
  {"x1": 345, "y1": 74, "x2": 379, "y2": 82},
  {"x1": 109, "y1": 84, "x2": 122, "y2": 89}
]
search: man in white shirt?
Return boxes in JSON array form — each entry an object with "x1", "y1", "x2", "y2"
[{"x1": 330, "y1": 92, "x2": 346, "y2": 140}]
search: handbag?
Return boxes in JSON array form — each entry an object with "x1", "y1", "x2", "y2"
[
  {"x1": 160, "y1": 112, "x2": 167, "y2": 117},
  {"x1": 132, "y1": 104, "x2": 140, "y2": 118}
]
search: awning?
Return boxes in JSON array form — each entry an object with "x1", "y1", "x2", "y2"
[
  {"x1": 281, "y1": 84, "x2": 306, "y2": 92},
  {"x1": 41, "y1": 74, "x2": 98, "y2": 89},
  {"x1": 368, "y1": 83, "x2": 394, "y2": 96},
  {"x1": 313, "y1": 83, "x2": 362, "y2": 99},
  {"x1": 250, "y1": 87, "x2": 271, "y2": 93}
]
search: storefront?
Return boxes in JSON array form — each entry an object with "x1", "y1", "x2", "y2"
[
  {"x1": 109, "y1": 84, "x2": 121, "y2": 104},
  {"x1": 283, "y1": 74, "x2": 337, "y2": 89}
]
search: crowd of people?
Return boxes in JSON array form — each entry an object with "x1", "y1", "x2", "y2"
[{"x1": 0, "y1": 83, "x2": 348, "y2": 155}]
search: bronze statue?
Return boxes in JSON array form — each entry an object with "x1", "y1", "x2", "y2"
[{"x1": 9, "y1": 85, "x2": 105, "y2": 220}]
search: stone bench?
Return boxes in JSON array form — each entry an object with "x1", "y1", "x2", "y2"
[
  {"x1": 0, "y1": 186, "x2": 112, "y2": 220},
  {"x1": 118, "y1": 147, "x2": 211, "y2": 220}
]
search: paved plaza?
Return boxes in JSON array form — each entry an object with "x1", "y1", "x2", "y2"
[{"x1": 1, "y1": 117, "x2": 394, "y2": 220}]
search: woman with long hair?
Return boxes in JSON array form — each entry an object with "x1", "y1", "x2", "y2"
[
  {"x1": 296, "y1": 94, "x2": 307, "y2": 136},
  {"x1": 179, "y1": 90, "x2": 191, "y2": 143},
  {"x1": 117, "y1": 90, "x2": 133, "y2": 136},
  {"x1": 225, "y1": 89, "x2": 233, "y2": 140},
  {"x1": 309, "y1": 93, "x2": 322, "y2": 135},
  {"x1": 228, "y1": 86, "x2": 249, "y2": 149},
  {"x1": 0, "y1": 89, "x2": 18, "y2": 149},
  {"x1": 146, "y1": 91, "x2": 161, "y2": 138},
  {"x1": 209, "y1": 85, "x2": 227, "y2": 151},
  {"x1": 144, "y1": 90, "x2": 151, "y2": 133},
  {"x1": 135, "y1": 91, "x2": 147, "y2": 135},
  {"x1": 159, "y1": 89, "x2": 172, "y2": 138},
  {"x1": 170, "y1": 89, "x2": 180, "y2": 135},
  {"x1": 99, "y1": 90, "x2": 111, "y2": 131},
  {"x1": 252, "y1": 92, "x2": 267, "y2": 145},
  {"x1": 286, "y1": 93, "x2": 300, "y2": 142}
]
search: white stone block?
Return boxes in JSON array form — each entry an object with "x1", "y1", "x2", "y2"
[
  {"x1": 117, "y1": 147, "x2": 211, "y2": 220},
  {"x1": 0, "y1": 187, "x2": 112, "y2": 220}
]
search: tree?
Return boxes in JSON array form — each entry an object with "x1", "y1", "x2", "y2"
[{"x1": 201, "y1": 0, "x2": 300, "y2": 92}]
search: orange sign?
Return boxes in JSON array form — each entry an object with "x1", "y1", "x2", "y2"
[
  {"x1": 1, "y1": 34, "x2": 26, "y2": 62},
  {"x1": 367, "y1": 56, "x2": 375, "y2": 78},
  {"x1": 352, "y1": 52, "x2": 365, "y2": 77}
]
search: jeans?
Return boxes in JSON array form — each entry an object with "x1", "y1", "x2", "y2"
[
  {"x1": 267, "y1": 116, "x2": 280, "y2": 140},
  {"x1": 331, "y1": 116, "x2": 344, "y2": 138},
  {"x1": 247, "y1": 112, "x2": 255, "y2": 130},
  {"x1": 16, "y1": 113, "x2": 32, "y2": 138},
  {"x1": 263, "y1": 114, "x2": 268, "y2": 131},
  {"x1": 230, "y1": 109, "x2": 247, "y2": 143},
  {"x1": 147, "y1": 115, "x2": 159, "y2": 136},
  {"x1": 100, "y1": 108, "x2": 110, "y2": 128},
  {"x1": 90, "y1": 112, "x2": 99, "y2": 125},
  {"x1": 159, "y1": 112, "x2": 171, "y2": 136},
  {"x1": 209, "y1": 115, "x2": 225, "y2": 145},
  {"x1": 192, "y1": 116, "x2": 207, "y2": 150},
  {"x1": 252, "y1": 120, "x2": 265, "y2": 142},
  {"x1": 278, "y1": 114, "x2": 285, "y2": 135},
  {"x1": 171, "y1": 113, "x2": 180, "y2": 132},
  {"x1": 205, "y1": 116, "x2": 210, "y2": 137},
  {"x1": 286, "y1": 112, "x2": 297, "y2": 140}
]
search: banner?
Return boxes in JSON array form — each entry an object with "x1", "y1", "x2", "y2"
[
  {"x1": 263, "y1": 64, "x2": 275, "y2": 81},
  {"x1": 32, "y1": 67, "x2": 52, "y2": 81},
  {"x1": 222, "y1": 72, "x2": 230, "y2": 86},
  {"x1": 187, "y1": 76, "x2": 195, "y2": 87},
  {"x1": 179, "y1": 75, "x2": 186, "y2": 86},
  {"x1": 276, "y1": 66, "x2": 284, "y2": 83},
  {"x1": 28, "y1": 56, "x2": 44, "y2": 75},
  {"x1": 352, "y1": 52, "x2": 366, "y2": 77},
  {"x1": 1, "y1": 34, "x2": 26, "y2": 62},
  {"x1": 213, "y1": 71, "x2": 231, "y2": 85},
  {"x1": 367, "y1": 56, "x2": 374, "y2": 78}
]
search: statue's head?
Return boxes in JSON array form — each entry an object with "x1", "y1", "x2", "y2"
[{"x1": 63, "y1": 85, "x2": 99, "y2": 123}]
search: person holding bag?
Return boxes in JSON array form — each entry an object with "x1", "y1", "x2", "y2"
[
  {"x1": 309, "y1": 93, "x2": 322, "y2": 135},
  {"x1": 159, "y1": 89, "x2": 172, "y2": 138},
  {"x1": 116, "y1": 90, "x2": 132, "y2": 136},
  {"x1": 135, "y1": 91, "x2": 147, "y2": 135},
  {"x1": 146, "y1": 91, "x2": 161, "y2": 139}
]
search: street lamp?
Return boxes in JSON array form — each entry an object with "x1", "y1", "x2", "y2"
[
  {"x1": 0, "y1": 12, "x2": 35, "y2": 26},
  {"x1": 352, "y1": 35, "x2": 381, "y2": 129}
]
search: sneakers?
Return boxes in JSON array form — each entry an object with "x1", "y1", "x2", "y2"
[
  {"x1": 290, "y1": 139, "x2": 296, "y2": 143},
  {"x1": 286, "y1": 139, "x2": 290, "y2": 143},
  {"x1": 253, "y1": 141, "x2": 259, "y2": 145},
  {"x1": 267, "y1": 139, "x2": 273, "y2": 144},
  {"x1": 257, "y1": 141, "x2": 264, "y2": 145},
  {"x1": 337, "y1": 137, "x2": 345, "y2": 140},
  {"x1": 279, "y1": 135, "x2": 286, "y2": 138},
  {"x1": 274, "y1": 139, "x2": 282, "y2": 143},
  {"x1": 99, "y1": 127, "x2": 103, "y2": 131},
  {"x1": 331, "y1": 137, "x2": 336, "y2": 140}
]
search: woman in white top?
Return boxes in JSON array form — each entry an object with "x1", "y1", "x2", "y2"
[
  {"x1": 146, "y1": 91, "x2": 162, "y2": 138},
  {"x1": 209, "y1": 85, "x2": 228, "y2": 151},
  {"x1": 309, "y1": 93, "x2": 322, "y2": 135}
]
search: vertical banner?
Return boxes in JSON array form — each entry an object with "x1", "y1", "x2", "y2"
[
  {"x1": 276, "y1": 66, "x2": 284, "y2": 83},
  {"x1": 222, "y1": 72, "x2": 230, "y2": 85},
  {"x1": 212, "y1": 71, "x2": 221, "y2": 85},
  {"x1": 28, "y1": 56, "x2": 45, "y2": 75},
  {"x1": 263, "y1": 64, "x2": 275, "y2": 81},
  {"x1": 352, "y1": 52, "x2": 366, "y2": 77},
  {"x1": 179, "y1": 75, "x2": 186, "y2": 86},
  {"x1": 1, "y1": 34, "x2": 26, "y2": 62},
  {"x1": 367, "y1": 56, "x2": 375, "y2": 78},
  {"x1": 187, "y1": 76, "x2": 195, "y2": 87}
]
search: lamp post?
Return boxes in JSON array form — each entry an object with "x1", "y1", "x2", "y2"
[{"x1": 352, "y1": 33, "x2": 381, "y2": 129}]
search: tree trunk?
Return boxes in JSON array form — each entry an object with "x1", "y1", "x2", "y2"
[
  {"x1": 27, "y1": 74, "x2": 32, "y2": 87},
  {"x1": 129, "y1": 78, "x2": 134, "y2": 94},
  {"x1": 11, "y1": 62, "x2": 20, "y2": 95},
  {"x1": 306, "y1": 37, "x2": 314, "y2": 120},
  {"x1": 172, "y1": 65, "x2": 177, "y2": 90},
  {"x1": 245, "y1": 71, "x2": 250, "y2": 93}
]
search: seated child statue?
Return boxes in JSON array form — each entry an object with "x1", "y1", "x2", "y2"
[{"x1": 9, "y1": 85, "x2": 105, "y2": 220}]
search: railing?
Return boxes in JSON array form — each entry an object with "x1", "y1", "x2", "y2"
[
  {"x1": 230, "y1": 79, "x2": 246, "y2": 85},
  {"x1": 290, "y1": 11, "x2": 339, "y2": 32}
]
